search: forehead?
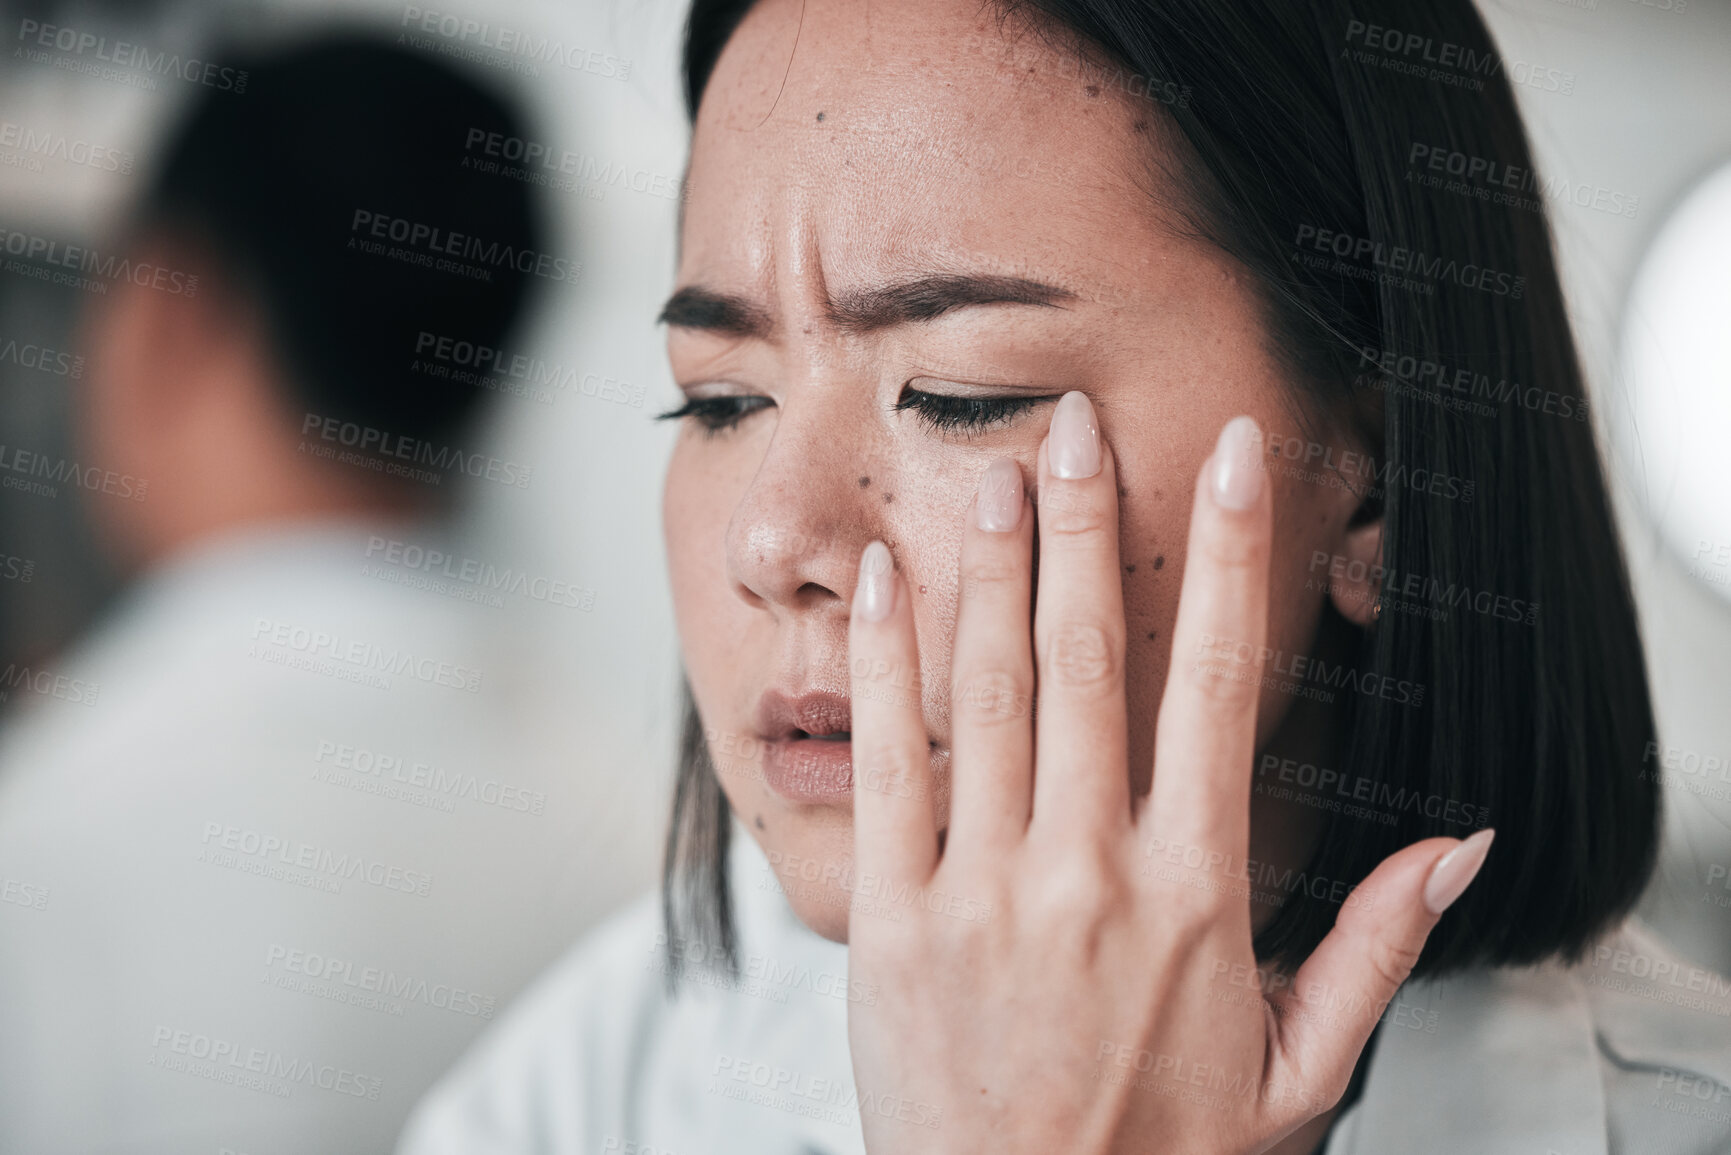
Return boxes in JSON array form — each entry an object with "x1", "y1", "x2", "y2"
[{"x1": 683, "y1": 0, "x2": 1189, "y2": 297}]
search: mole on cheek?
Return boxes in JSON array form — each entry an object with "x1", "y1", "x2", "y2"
[
  {"x1": 1154, "y1": 555, "x2": 1166, "y2": 570},
  {"x1": 859, "y1": 476, "x2": 871, "y2": 488},
  {"x1": 754, "y1": 814, "x2": 765, "y2": 830},
  {"x1": 883, "y1": 493, "x2": 894, "y2": 504}
]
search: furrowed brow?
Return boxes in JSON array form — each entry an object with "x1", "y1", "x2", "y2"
[
  {"x1": 657, "y1": 286, "x2": 774, "y2": 339},
  {"x1": 827, "y1": 273, "x2": 1074, "y2": 332}
]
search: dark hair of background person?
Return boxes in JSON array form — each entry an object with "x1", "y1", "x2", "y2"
[
  {"x1": 663, "y1": 0, "x2": 1660, "y2": 981},
  {"x1": 135, "y1": 32, "x2": 544, "y2": 449}
]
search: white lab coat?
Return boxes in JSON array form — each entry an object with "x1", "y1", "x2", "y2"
[
  {"x1": 0, "y1": 522, "x2": 639, "y2": 1154},
  {"x1": 400, "y1": 827, "x2": 1731, "y2": 1155}
]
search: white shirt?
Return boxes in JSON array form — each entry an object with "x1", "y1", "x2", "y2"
[
  {"x1": 401, "y1": 827, "x2": 1731, "y2": 1155},
  {"x1": 0, "y1": 522, "x2": 644, "y2": 1154}
]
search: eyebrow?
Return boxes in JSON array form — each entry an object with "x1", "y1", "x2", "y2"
[{"x1": 657, "y1": 273, "x2": 1075, "y2": 339}]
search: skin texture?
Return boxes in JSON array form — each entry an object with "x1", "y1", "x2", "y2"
[{"x1": 663, "y1": 0, "x2": 1380, "y2": 945}]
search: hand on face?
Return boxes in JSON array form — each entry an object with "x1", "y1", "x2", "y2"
[{"x1": 843, "y1": 392, "x2": 1493, "y2": 1155}]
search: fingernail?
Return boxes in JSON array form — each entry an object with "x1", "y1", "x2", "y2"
[
  {"x1": 1422, "y1": 828, "x2": 1495, "y2": 915},
  {"x1": 1209, "y1": 415, "x2": 1264, "y2": 511},
  {"x1": 976, "y1": 458, "x2": 1024, "y2": 532},
  {"x1": 1048, "y1": 391, "x2": 1101, "y2": 480},
  {"x1": 856, "y1": 541, "x2": 896, "y2": 622}
]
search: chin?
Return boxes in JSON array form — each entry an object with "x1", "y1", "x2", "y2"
[
  {"x1": 741, "y1": 804, "x2": 860, "y2": 944},
  {"x1": 787, "y1": 889, "x2": 853, "y2": 944}
]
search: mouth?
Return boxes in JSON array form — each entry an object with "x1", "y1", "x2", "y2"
[{"x1": 754, "y1": 689, "x2": 857, "y2": 805}]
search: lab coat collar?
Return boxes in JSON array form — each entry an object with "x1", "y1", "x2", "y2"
[{"x1": 1332, "y1": 960, "x2": 1608, "y2": 1155}]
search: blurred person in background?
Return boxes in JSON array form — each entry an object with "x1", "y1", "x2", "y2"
[{"x1": 0, "y1": 33, "x2": 566, "y2": 1154}]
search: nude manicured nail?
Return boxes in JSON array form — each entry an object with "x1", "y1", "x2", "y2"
[
  {"x1": 976, "y1": 458, "x2": 1024, "y2": 532},
  {"x1": 1210, "y1": 415, "x2": 1264, "y2": 511},
  {"x1": 1422, "y1": 828, "x2": 1495, "y2": 915},
  {"x1": 1048, "y1": 391, "x2": 1101, "y2": 480},
  {"x1": 856, "y1": 541, "x2": 896, "y2": 622}
]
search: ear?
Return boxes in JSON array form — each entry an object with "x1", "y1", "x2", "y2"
[{"x1": 1324, "y1": 512, "x2": 1384, "y2": 628}]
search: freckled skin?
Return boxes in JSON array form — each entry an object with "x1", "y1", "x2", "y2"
[{"x1": 661, "y1": 0, "x2": 1375, "y2": 944}]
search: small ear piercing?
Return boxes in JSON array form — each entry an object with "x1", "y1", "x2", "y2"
[{"x1": 1371, "y1": 598, "x2": 1383, "y2": 621}]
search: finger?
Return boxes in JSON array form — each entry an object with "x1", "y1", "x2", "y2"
[
  {"x1": 848, "y1": 541, "x2": 939, "y2": 896},
  {"x1": 1028, "y1": 392, "x2": 1131, "y2": 837},
  {"x1": 945, "y1": 458, "x2": 1037, "y2": 864},
  {"x1": 1142, "y1": 415, "x2": 1271, "y2": 868},
  {"x1": 1264, "y1": 830, "x2": 1494, "y2": 1119}
]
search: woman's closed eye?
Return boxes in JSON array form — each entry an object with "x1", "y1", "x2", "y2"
[
  {"x1": 656, "y1": 384, "x2": 1061, "y2": 438},
  {"x1": 656, "y1": 393, "x2": 773, "y2": 435},
  {"x1": 895, "y1": 384, "x2": 1060, "y2": 436}
]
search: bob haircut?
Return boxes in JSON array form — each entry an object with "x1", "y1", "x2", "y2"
[{"x1": 663, "y1": 0, "x2": 1660, "y2": 979}]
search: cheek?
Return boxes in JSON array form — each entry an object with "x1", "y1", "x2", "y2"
[{"x1": 663, "y1": 442, "x2": 744, "y2": 667}]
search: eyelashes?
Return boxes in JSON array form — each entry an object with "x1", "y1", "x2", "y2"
[
  {"x1": 654, "y1": 394, "x2": 773, "y2": 435},
  {"x1": 892, "y1": 387, "x2": 1054, "y2": 435},
  {"x1": 658, "y1": 385, "x2": 1057, "y2": 437}
]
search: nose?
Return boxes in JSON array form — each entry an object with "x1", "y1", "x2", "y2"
[{"x1": 725, "y1": 402, "x2": 874, "y2": 615}]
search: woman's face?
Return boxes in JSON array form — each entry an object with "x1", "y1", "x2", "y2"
[{"x1": 663, "y1": 0, "x2": 1374, "y2": 942}]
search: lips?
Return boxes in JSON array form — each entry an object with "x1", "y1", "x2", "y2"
[{"x1": 755, "y1": 689, "x2": 854, "y2": 804}]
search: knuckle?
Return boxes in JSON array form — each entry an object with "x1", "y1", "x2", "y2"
[
  {"x1": 854, "y1": 744, "x2": 923, "y2": 797},
  {"x1": 1181, "y1": 646, "x2": 1261, "y2": 707},
  {"x1": 1198, "y1": 516, "x2": 1269, "y2": 571},
  {"x1": 1367, "y1": 935, "x2": 1422, "y2": 993},
  {"x1": 961, "y1": 555, "x2": 1024, "y2": 598},
  {"x1": 1031, "y1": 850, "x2": 1121, "y2": 924},
  {"x1": 952, "y1": 668, "x2": 1034, "y2": 727},
  {"x1": 1040, "y1": 620, "x2": 1123, "y2": 691}
]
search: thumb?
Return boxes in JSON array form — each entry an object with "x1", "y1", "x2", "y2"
[{"x1": 1264, "y1": 828, "x2": 1495, "y2": 1113}]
